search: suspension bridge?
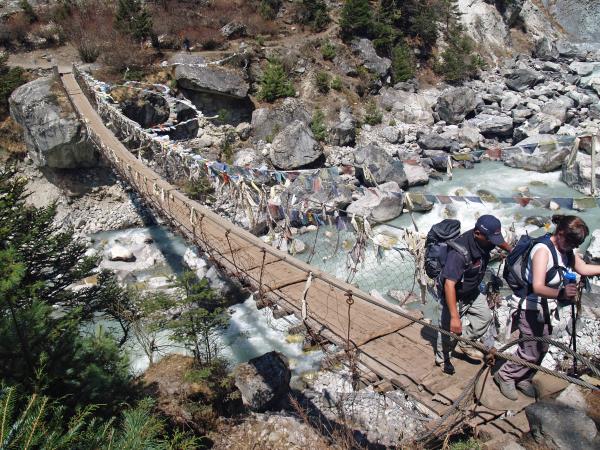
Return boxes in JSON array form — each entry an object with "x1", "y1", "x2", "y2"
[{"x1": 56, "y1": 65, "x2": 589, "y2": 444}]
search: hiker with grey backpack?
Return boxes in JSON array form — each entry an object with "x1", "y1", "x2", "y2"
[
  {"x1": 426, "y1": 215, "x2": 512, "y2": 375},
  {"x1": 494, "y1": 215, "x2": 600, "y2": 400}
]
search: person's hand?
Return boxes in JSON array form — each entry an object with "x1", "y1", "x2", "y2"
[
  {"x1": 450, "y1": 316, "x2": 462, "y2": 335},
  {"x1": 563, "y1": 283, "x2": 578, "y2": 300}
]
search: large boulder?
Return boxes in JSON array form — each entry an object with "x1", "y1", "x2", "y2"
[
  {"x1": 436, "y1": 87, "x2": 478, "y2": 124},
  {"x1": 467, "y1": 113, "x2": 513, "y2": 138},
  {"x1": 417, "y1": 132, "x2": 459, "y2": 152},
  {"x1": 353, "y1": 143, "x2": 408, "y2": 188},
  {"x1": 233, "y1": 351, "x2": 291, "y2": 412},
  {"x1": 119, "y1": 90, "x2": 169, "y2": 128},
  {"x1": 350, "y1": 38, "x2": 391, "y2": 77},
  {"x1": 346, "y1": 182, "x2": 404, "y2": 222},
  {"x1": 525, "y1": 400, "x2": 598, "y2": 450},
  {"x1": 513, "y1": 113, "x2": 562, "y2": 142},
  {"x1": 378, "y1": 87, "x2": 434, "y2": 125},
  {"x1": 456, "y1": 0, "x2": 509, "y2": 61},
  {"x1": 404, "y1": 163, "x2": 429, "y2": 187},
  {"x1": 502, "y1": 134, "x2": 572, "y2": 172},
  {"x1": 175, "y1": 64, "x2": 249, "y2": 98},
  {"x1": 505, "y1": 69, "x2": 545, "y2": 92},
  {"x1": 108, "y1": 244, "x2": 136, "y2": 262},
  {"x1": 9, "y1": 77, "x2": 98, "y2": 169},
  {"x1": 269, "y1": 120, "x2": 323, "y2": 169},
  {"x1": 281, "y1": 172, "x2": 353, "y2": 211},
  {"x1": 251, "y1": 98, "x2": 311, "y2": 142},
  {"x1": 534, "y1": 37, "x2": 559, "y2": 61},
  {"x1": 562, "y1": 150, "x2": 600, "y2": 196}
]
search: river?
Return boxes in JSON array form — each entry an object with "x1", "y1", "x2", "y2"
[{"x1": 91, "y1": 161, "x2": 600, "y2": 375}]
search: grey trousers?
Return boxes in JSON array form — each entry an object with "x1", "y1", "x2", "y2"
[
  {"x1": 435, "y1": 292, "x2": 492, "y2": 363},
  {"x1": 497, "y1": 309, "x2": 549, "y2": 383}
]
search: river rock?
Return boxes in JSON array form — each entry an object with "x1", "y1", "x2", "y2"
[
  {"x1": 467, "y1": 113, "x2": 513, "y2": 137},
  {"x1": 346, "y1": 182, "x2": 404, "y2": 222},
  {"x1": 502, "y1": 134, "x2": 572, "y2": 172},
  {"x1": 329, "y1": 108, "x2": 356, "y2": 147},
  {"x1": 9, "y1": 77, "x2": 99, "y2": 169},
  {"x1": 351, "y1": 38, "x2": 391, "y2": 77},
  {"x1": 505, "y1": 69, "x2": 545, "y2": 92},
  {"x1": 435, "y1": 87, "x2": 478, "y2": 124},
  {"x1": 525, "y1": 400, "x2": 598, "y2": 450},
  {"x1": 108, "y1": 244, "x2": 136, "y2": 262},
  {"x1": 233, "y1": 351, "x2": 291, "y2": 412},
  {"x1": 417, "y1": 132, "x2": 459, "y2": 152},
  {"x1": 282, "y1": 174, "x2": 353, "y2": 211},
  {"x1": 353, "y1": 143, "x2": 408, "y2": 188},
  {"x1": 251, "y1": 98, "x2": 310, "y2": 142},
  {"x1": 269, "y1": 120, "x2": 323, "y2": 169},
  {"x1": 403, "y1": 163, "x2": 429, "y2": 187},
  {"x1": 541, "y1": 100, "x2": 569, "y2": 123},
  {"x1": 569, "y1": 61, "x2": 600, "y2": 77},
  {"x1": 378, "y1": 87, "x2": 434, "y2": 125},
  {"x1": 175, "y1": 64, "x2": 249, "y2": 98},
  {"x1": 585, "y1": 230, "x2": 600, "y2": 263}
]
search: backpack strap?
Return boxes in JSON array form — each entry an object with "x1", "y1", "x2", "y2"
[{"x1": 447, "y1": 241, "x2": 472, "y2": 271}]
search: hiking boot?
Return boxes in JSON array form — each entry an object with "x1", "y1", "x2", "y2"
[
  {"x1": 435, "y1": 357, "x2": 455, "y2": 375},
  {"x1": 494, "y1": 372, "x2": 518, "y2": 400},
  {"x1": 516, "y1": 380, "x2": 536, "y2": 398},
  {"x1": 456, "y1": 342, "x2": 484, "y2": 360}
]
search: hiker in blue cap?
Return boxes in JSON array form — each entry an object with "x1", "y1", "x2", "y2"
[{"x1": 435, "y1": 215, "x2": 512, "y2": 375}]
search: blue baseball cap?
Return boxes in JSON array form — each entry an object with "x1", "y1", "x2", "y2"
[{"x1": 475, "y1": 215, "x2": 506, "y2": 246}]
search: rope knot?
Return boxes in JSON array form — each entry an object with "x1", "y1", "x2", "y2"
[
  {"x1": 484, "y1": 347, "x2": 497, "y2": 367},
  {"x1": 345, "y1": 290, "x2": 354, "y2": 306}
]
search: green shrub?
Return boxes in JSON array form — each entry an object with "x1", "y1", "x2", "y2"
[
  {"x1": 331, "y1": 76, "x2": 343, "y2": 91},
  {"x1": 391, "y1": 42, "x2": 415, "y2": 83},
  {"x1": 258, "y1": 59, "x2": 295, "y2": 102},
  {"x1": 364, "y1": 100, "x2": 382, "y2": 125},
  {"x1": 0, "y1": 55, "x2": 26, "y2": 119},
  {"x1": 310, "y1": 108, "x2": 327, "y2": 142},
  {"x1": 20, "y1": 0, "x2": 37, "y2": 23},
  {"x1": 115, "y1": 0, "x2": 153, "y2": 41},
  {"x1": 259, "y1": 0, "x2": 281, "y2": 20},
  {"x1": 339, "y1": 0, "x2": 374, "y2": 41},
  {"x1": 315, "y1": 71, "x2": 330, "y2": 94},
  {"x1": 298, "y1": 0, "x2": 330, "y2": 31},
  {"x1": 388, "y1": 119, "x2": 396, "y2": 126},
  {"x1": 320, "y1": 40, "x2": 336, "y2": 61}
]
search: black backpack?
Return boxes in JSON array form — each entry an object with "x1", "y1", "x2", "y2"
[
  {"x1": 503, "y1": 233, "x2": 574, "y2": 299},
  {"x1": 425, "y1": 219, "x2": 470, "y2": 279}
]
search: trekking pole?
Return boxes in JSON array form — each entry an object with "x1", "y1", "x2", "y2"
[{"x1": 572, "y1": 278, "x2": 585, "y2": 375}]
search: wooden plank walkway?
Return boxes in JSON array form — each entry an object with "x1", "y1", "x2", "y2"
[{"x1": 59, "y1": 67, "x2": 561, "y2": 440}]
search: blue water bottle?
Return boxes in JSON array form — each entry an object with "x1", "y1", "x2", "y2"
[{"x1": 564, "y1": 272, "x2": 577, "y2": 286}]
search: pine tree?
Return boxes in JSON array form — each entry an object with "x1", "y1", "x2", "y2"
[
  {"x1": 0, "y1": 168, "x2": 134, "y2": 417},
  {"x1": 167, "y1": 271, "x2": 229, "y2": 367},
  {"x1": 115, "y1": 0, "x2": 153, "y2": 42},
  {"x1": 258, "y1": 59, "x2": 295, "y2": 102},
  {"x1": 391, "y1": 41, "x2": 415, "y2": 82},
  {"x1": 339, "y1": 0, "x2": 374, "y2": 41}
]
